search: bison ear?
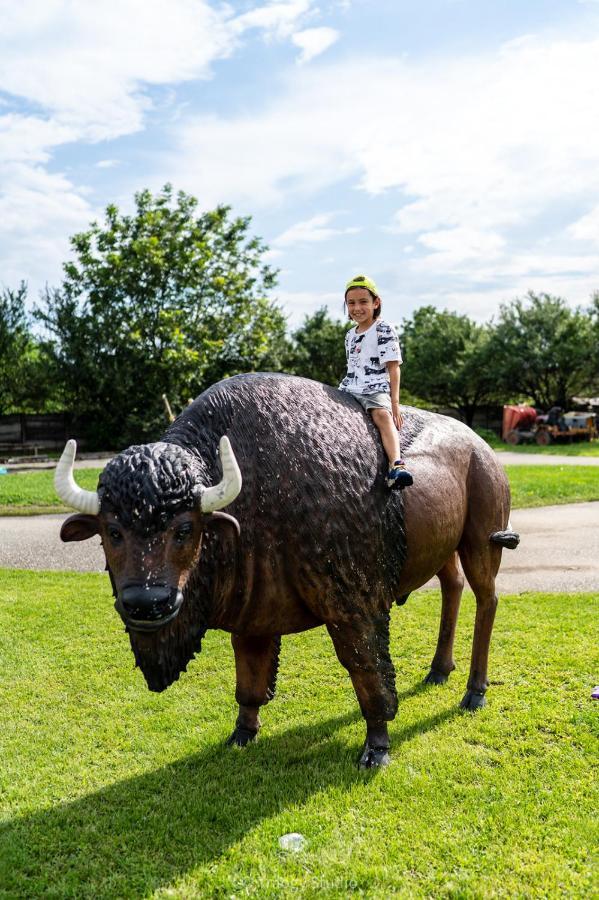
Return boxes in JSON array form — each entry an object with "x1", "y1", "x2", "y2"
[
  {"x1": 205, "y1": 511, "x2": 241, "y2": 537},
  {"x1": 60, "y1": 514, "x2": 100, "y2": 542}
]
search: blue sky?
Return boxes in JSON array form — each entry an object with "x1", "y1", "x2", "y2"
[{"x1": 2, "y1": 0, "x2": 599, "y2": 329}]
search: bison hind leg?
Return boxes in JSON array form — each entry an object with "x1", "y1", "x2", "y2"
[
  {"x1": 424, "y1": 552, "x2": 464, "y2": 686},
  {"x1": 227, "y1": 634, "x2": 281, "y2": 747},
  {"x1": 460, "y1": 689, "x2": 487, "y2": 711},
  {"x1": 458, "y1": 537, "x2": 501, "y2": 711}
]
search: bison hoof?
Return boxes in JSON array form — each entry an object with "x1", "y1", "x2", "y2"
[
  {"x1": 225, "y1": 725, "x2": 258, "y2": 747},
  {"x1": 460, "y1": 689, "x2": 487, "y2": 711},
  {"x1": 424, "y1": 668, "x2": 449, "y2": 685},
  {"x1": 358, "y1": 742, "x2": 391, "y2": 770}
]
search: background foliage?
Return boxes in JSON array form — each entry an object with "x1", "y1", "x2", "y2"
[
  {"x1": 33, "y1": 185, "x2": 287, "y2": 446},
  {"x1": 1, "y1": 185, "x2": 598, "y2": 446}
]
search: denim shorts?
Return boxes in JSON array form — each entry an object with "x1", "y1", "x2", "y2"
[{"x1": 350, "y1": 391, "x2": 392, "y2": 413}]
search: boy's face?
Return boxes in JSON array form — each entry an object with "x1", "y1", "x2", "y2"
[{"x1": 345, "y1": 288, "x2": 380, "y2": 327}]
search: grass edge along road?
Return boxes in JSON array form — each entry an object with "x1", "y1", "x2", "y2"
[
  {"x1": 0, "y1": 569, "x2": 597, "y2": 898},
  {"x1": 1, "y1": 463, "x2": 599, "y2": 515},
  {"x1": 477, "y1": 429, "x2": 599, "y2": 457}
]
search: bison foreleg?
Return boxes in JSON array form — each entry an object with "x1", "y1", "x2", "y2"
[
  {"x1": 226, "y1": 634, "x2": 281, "y2": 747},
  {"x1": 327, "y1": 612, "x2": 397, "y2": 768},
  {"x1": 424, "y1": 552, "x2": 464, "y2": 685}
]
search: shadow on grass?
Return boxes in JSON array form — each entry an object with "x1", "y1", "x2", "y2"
[{"x1": 0, "y1": 700, "x2": 458, "y2": 898}]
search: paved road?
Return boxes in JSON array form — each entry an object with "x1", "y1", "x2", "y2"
[
  {"x1": 498, "y1": 452, "x2": 599, "y2": 466},
  {"x1": 2, "y1": 503, "x2": 598, "y2": 593}
]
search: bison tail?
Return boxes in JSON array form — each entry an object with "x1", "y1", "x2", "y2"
[{"x1": 490, "y1": 529, "x2": 520, "y2": 550}]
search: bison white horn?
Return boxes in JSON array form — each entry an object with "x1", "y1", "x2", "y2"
[
  {"x1": 200, "y1": 436, "x2": 242, "y2": 513},
  {"x1": 54, "y1": 439, "x2": 100, "y2": 515}
]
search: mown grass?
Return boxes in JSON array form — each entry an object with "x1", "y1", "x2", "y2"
[
  {"x1": 0, "y1": 468, "x2": 104, "y2": 515},
  {"x1": 0, "y1": 569, "x2": 597, "y2": 898},
  {"x1": 1, "y1": 464, "x2": 598, "y2": 515},
  {"x1": 505, "y1": 464, "x2": 599, "y2": 508}
]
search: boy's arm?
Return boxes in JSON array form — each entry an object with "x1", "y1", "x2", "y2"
[{"x1": 386, "y1": 361, "x2": 403, "y2": 430}]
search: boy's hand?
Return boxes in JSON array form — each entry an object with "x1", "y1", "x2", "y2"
[{"x1": 391, "y1": 399, "x2": 403, "y2": 430}]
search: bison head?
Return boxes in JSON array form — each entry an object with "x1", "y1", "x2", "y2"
[{"x1": 55, "y1": 437, "x2": 241, "y2": 635}]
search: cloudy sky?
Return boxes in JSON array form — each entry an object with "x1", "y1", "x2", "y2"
[{"x1": 2, "y1": 0, "x2": 599, "y2": 328}]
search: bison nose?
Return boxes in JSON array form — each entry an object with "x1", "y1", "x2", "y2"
[
  {"x1": 121, "y1": 584, "x2": 170, "y2": 614},
  {"x1": 118, "y1": 584, "x2": 183, "y2": 627}
]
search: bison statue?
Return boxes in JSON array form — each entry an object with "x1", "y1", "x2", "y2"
[{"x1": 56, "y1": 373, "x2": 519, "y2": 768}]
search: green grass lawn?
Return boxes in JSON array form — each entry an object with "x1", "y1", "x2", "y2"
[
  {"x1": 0, "y1": 569, "x2": 597, "y2": 898},
  {"x1": 1, "y1": 464, "x2": 598, "y2": 515},
  {"x1": 0, "y1": 468, "x2": 103, "y2": 515},
  {"x1": 505, "y1": 465, "x2": 599, "y2": 508}
]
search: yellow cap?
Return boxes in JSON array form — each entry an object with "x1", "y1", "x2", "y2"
[{"x1": 345, "y1": 274, "x2": 379, "y2": 296}]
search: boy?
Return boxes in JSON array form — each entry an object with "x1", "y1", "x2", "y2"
[{"x1": 339, "y1": 274, "x2": 413, "y2": 489}]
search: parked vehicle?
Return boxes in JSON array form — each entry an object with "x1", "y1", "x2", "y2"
[{"x1": 502, "y1": 404, "x2": 597, "y2": 445}]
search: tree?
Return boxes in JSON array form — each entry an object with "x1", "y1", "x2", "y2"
[
  {"x1": 400, "y1": 306, "x2": 497, "y2": 426},
  {"x1": 488, "y1": 292, "x2": 595, "y2": 410},
  {"x1": 287, "y1": 307, "x2": 349, "y2": 385},
  {"x1": 588, "y1": 292, "x2": 599, "y2": 395},
  {"x1": 0, "y1": 282, "x2": 56, "y2": 414},
  {"x1": 35, "y1": 185, "x2": 287, "y2": 446}
]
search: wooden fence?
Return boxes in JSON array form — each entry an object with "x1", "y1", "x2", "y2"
[{"x1": 0, "y1": 413, "x2": 72, "y2": 453}]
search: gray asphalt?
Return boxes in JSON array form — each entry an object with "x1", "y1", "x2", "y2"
[
  {"x1": 2, "y1": 502, "x2": 598, "y2": 593},
  {"x1": 498, "y1": 452, "x2": 599, "y2": 466}
]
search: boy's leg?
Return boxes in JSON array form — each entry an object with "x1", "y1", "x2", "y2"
[
  {"x1": 370, "y1": 407, "x2": 413, "y2": 488},
  {"x1": 370, "y1": 408, "x2": 400, "y2": 463}
]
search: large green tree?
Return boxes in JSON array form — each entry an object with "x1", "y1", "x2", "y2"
[
  {"x1": 36, "y1": 185, "x2": 287, "y2": 446},
  {"x1": 400, "y1": 306, "x2": 496, "y2": 425},
  {"x1": 488, "y1": 292, "x2": 595, "y2": 410}
]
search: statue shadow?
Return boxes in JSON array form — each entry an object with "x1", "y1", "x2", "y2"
[{"x1": 0, "y1": 701, "x2": 458, "y2": 897}]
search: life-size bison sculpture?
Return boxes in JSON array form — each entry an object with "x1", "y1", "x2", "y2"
[{"x1": 56, "y1": 373, "x2": 519, "y2": 768}]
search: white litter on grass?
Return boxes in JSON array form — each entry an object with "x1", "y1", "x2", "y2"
[{"x1": 278, "y1": 832, "x2": 307, "y2": 852}]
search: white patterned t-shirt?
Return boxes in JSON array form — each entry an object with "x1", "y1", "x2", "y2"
[{"x1": 339, "y1": 319, "x2": 402, "y2": 395}]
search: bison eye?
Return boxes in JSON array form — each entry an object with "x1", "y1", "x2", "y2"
[
  {"x1": 174, "y1": 523, "x2": 193, "y2": 544},
  {"x1": 108, "y1": 526, "x2": 123, "y2": 545}
]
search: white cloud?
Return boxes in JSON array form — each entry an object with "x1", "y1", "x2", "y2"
[
  {"x1": 0, "y1": 0, "x2": 240, "y2": 294},
  {"x1": 0, "y1": 0, "x2": 238, "y2": 142},
  {"x1": 0, "y1": 114, "x2": 75, "y2": 165},
  {"x1": 272, "y1": 212, "x2": 358, "y2": 248},
  {"x1": 0, "y1": 163, "x2": 94, "y2": 292},
  {"x1": 96, "y1": 159, "x2": 121, "y2": 169},
  {"x1": 418, "y1": 271, "x2": 599, "y2": 323},
  {"x1": 416, "y1": 227, "x2": 506, "y2": 265},
  {"x1": 168, "y1": 33, "x2": 599, "y2": 303},
  {"x1": 292, "y1": 27, "x2": 339, "y2": 63},
  {"x1": 232, "y1": 1, "x2": 314, "y2": 40},
  {"x1": 2, "y1": 6, "x2": 599, "y2": 318},
  {"x1": 0, "y1": 0, "x2": 326, "y2": 295},
  {"x1": 568, "y1": 205, "x2": 599, "y2": 245},
  {"x1": 275, "y1": 288, "x2": 342, "y2": 327},
  {"x1": 0, "y1": 1, "x2": 323, "y2": 144}
]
